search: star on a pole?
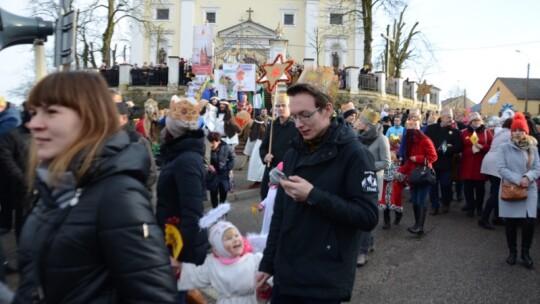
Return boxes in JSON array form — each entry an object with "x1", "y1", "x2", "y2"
[
  {"x1": 416, "y1": 80, "x2": 433, "y2": 96},
  {"x1": 257, "y1": 54, "x2": 294, "y2": 93}
]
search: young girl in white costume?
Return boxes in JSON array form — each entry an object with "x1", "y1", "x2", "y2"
[{"x1": 175, "y1": 204, "x2": 271, "y2": 304}]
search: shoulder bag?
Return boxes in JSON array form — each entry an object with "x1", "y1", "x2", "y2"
[
  {"x1": 409, "y1": 158, "x2": 436, "y2": 186},
  {"x1": 501, "y1": 150, "x2": 531, "y2": 202}
]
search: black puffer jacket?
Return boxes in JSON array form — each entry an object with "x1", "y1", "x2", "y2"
[
  {"x1": 14, "y1": 131, "x2": 177, "y2": 304},
  {"x1": 259, "y1": 117, "x2": 379, "y2": 301},
  {"x1": 156, "y1": 130, "x2": 210, "y2": 265}
]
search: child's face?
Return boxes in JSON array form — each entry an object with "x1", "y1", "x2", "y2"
[{"x1": 222, "y1": 228, "x2": 244, "y2": 257}]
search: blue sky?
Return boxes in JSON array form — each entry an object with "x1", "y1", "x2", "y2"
[{"x1": 1, "y1": 0, "x2": 539, "y2": 106}]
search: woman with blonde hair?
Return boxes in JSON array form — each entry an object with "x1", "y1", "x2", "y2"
[
  {"x1": 15, "y1": 71, "x2": 177, "y2": 303},
  {"x1": 497, "y1": 113, "x2": 540, "y2": 268}
]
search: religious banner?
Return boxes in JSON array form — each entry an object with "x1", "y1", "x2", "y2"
[
  {"x1": 192, "y1": 24, "x2": 213, "y2": 75},
  {"x1": 214, "y1": 64, "x2": 257, "y2": 100}
]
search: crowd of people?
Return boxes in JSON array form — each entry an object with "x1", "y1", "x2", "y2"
[{"x1": 0, "y1": 68, "x2": 538, "y2": 303}]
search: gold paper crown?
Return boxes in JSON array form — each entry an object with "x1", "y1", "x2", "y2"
[{"x1": 296, "y1": 66, "x2": 339, "y2": 100}]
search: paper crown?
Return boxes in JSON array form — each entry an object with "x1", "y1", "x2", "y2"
[
  {"x1": 168, "y1": 95, "x2": 200, "y2": 123},
  {"x1": 359, "y1": 109, "x2": 380, "y2": 125},
  {"x1": 296, "y1": 66, "x2": 339, "y2": 100}
]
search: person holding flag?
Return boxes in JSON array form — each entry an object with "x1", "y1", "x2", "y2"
[{"x1": 460, "y1": 112, "x2": 493, "y2": 217}]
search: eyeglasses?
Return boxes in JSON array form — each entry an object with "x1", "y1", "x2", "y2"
[{"x1": 291, "y1": 108, "x2": 320, "y2": 122}]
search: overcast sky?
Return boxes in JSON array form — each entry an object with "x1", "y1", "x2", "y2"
[{"x1": 1, "y1": 0, "x2": 539, "y2": 107}]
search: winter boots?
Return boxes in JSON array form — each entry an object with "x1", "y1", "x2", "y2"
[
  {"x1": 408, "y1": 205, "x2": 426, "y2": 235},
  {"x1": 382, "y1": 210, "x2": 391, "y2": 229}
]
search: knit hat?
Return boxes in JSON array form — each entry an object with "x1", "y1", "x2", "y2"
[
  {"x1": 468, "y1": 112, "x2": 482, "y2": 122},
  {"x1": 165, "y1": 95, "x2": 201, "y2": 138},
  {"x1": 208, "y1": 221, "x2": 239, "y2": 259},
  {"x1": 343, "y1": 109, "x2": 358, "y2": 120},
  {"x1": 219, "y1": 99, "x2": 230, "y2": 105},
  {"x1": 358, "y1": 109, "x2": 380, "y2": 125},
  {"x1": 511, "y1": 112, "x2": 529, "y2": 134},
  {"x1": 440, "y1": 108, "x2": 453, "y2": 117}
]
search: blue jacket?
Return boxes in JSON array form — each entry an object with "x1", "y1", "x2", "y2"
[
  {"x1": 259, "y1": 117, "x2": 379, "y2": 301},
  {"x1": 0, "y1": 102, "x2": 21, "y2": 138}
]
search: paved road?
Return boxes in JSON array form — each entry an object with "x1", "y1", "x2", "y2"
[
  {"x1": 3, "y1": 159, "x2": 539, "y2": 303},
  {"x1": 227, "y1": 195, "x2": 540, "y2": 304}
]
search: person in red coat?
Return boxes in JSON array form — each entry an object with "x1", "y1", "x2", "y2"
[
  {"x1": 460, "y1": 112, "x2": 493, "y2": 217},
  {"x1": 395, "y1": 120, "x2": 437, "y2": 235}
]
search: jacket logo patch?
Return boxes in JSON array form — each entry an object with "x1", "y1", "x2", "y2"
[{"x1": 361, "y1": 171, "x2": 378, "y2": 193}]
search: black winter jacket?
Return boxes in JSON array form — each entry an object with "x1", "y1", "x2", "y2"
[
  {"x1": 14, "y1": 131, "x2": 177, "y2": 303},
  {"x1": 259, "y1": 117, "x2": 297, "y2": 168},
  {"x1": 424, "y1": 123, "x2": 463, "y2": 171},
  {"x1": 259, "y1": 117, "x2": 379, "y2": 301},
  {"x1": 0, "y1": 125, "x2": 31, "y2": 194},
  {"x1": 156, "y1": 130, "x2": 210, "y2": 265}
]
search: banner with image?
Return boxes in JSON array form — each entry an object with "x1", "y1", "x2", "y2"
[
  {"x1": 215, "y1": 64, "x2": 257, "y2": 100},
  {"x1": 192, "y1": 25, "x2": 213, "y2": 75}
]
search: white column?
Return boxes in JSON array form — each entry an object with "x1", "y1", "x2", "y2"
[
  {"x1": 168, "y1": 56, "x2": 180, "y2": 91},
  {"x1": 395, "y1": 78, "x2": 403, "y2": 101},
  {"x1": 412, "y1": 82, "x2": 418, "y2": 103},
  {"x1": 354, "y1": 0, "x2": 363, "y2": 67},
  {"x1": 375, "y1": 71, "x2": 386, "y2": 97},
  {"x1": 304, "y1": 0, "x2": 319, "y2": 66},
  {"x1": 119, "y1": 63, "x2": 132, "y2": 92},
  {"x1": 129, "y1": 0, "x2": 144, "y2": 65},
  {"x1": 349, "y1": 67, "x2": 360, "y2": 95},
  {"x1": 269, "y1": 39, "x2": 289, "y2": 62},
  {"x1": 180, "y1": 0, "x2": 195, "y2": 59},
  {"x1": 303, "y1": 58, "x2": 316, "y2": 69}
]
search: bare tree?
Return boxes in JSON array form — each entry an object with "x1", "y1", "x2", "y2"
[
  {"x1": 386, "y1": 5, "x2": 419, "y2": 78},
  {"x1": 29, "y1": 0, "x2": 163, "y2": 68},
  {"x1": 306, "y1": 28, "x2": 325, "y2": 66}
]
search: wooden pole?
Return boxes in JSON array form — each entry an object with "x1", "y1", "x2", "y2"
[{"x1": 266, "y1": 90, "x2": 278, "y2": 167}]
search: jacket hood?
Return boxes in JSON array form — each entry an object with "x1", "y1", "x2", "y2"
[
  {"x1": 79, "y1": 131, "x2": 150, "y2": 187},
  {"x1": 292, "y1": 116, "x2": 357, "y2": 151},
  {"x1": 163, "y1": 129, "x2": 206, "y2": 163}
]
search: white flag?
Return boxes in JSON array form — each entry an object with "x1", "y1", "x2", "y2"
[{"x1": 487, "y1": 91, "x2": 500, "y2": 104}]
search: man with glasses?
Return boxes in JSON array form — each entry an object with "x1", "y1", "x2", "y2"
[
  {"x1": 256, "y1": 83, "x2": 379, "y2": 303},
  {"x1": 259, "y1": 93, "x2": 298, "y2": 200},
  {"x1": 424, "y1": 108, "x2": 463, "y2": 215}
]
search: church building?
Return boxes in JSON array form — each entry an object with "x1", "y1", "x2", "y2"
[{"x1": 130, "y1": 0, "x2": 364, "y2": 68}]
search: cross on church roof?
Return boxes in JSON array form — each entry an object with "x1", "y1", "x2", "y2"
[{"x1": 246, "y1": 7, "x2": 254, "y2": 21}]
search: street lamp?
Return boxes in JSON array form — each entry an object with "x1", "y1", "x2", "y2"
[{"x1": 515, "y1": 50, "x2": 530, "y2": 114}]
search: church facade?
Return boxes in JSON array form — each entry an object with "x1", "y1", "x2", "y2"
[{"x1": 131, "y1": 0, "x2": 364, "y2": 69}]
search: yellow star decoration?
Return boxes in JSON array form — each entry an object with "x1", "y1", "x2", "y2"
[
  {"x1": 257, "y1": 54, "x2": 294, "y2": 93},
  {"x1": 416, "y1": 80, "x2": 433, "y2": 96}
]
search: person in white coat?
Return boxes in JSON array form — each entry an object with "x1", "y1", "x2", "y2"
[
  {"x1": 497, "y1": 113, "x2": 540, "y2": 269},
  {"x1": 177, "y1": 220, "x2": 270, "y2": 304}
]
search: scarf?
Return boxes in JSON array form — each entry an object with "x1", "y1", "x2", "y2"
[
  {"x1": 512, "y1": 134, "x2": 536, "y2": 150},
  {"x1": 358, "y1": 123, "x2": 383, "y2": 147},
  {"x1": 36, "y1": 166, "x2": 81, "y2": 209}
]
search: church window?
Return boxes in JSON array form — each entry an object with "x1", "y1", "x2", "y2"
[
  {"x1": 284, "y1": 13, "x2": 295, "y2": 26},
  {"x1": 156, "y1": 9, "x2": 170, "y2": 20},
  {"x1": 330, "y1": 13, "x2": 343, "y2": 25},
  {"x1": 206, "y1": 12, "x2": 216, "y2": 24}
]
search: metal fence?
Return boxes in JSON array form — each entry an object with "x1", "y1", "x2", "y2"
[
  {"x1": 358, "y1": 74, "x2": 377, "y2": 91},
  {"x1": 100, "y1": 68, "x2": 169, "y2": 87}
]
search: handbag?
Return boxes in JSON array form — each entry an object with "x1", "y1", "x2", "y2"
[
  {"x1": 501, "y1": 150, "x2": 532, "y2": 202},
  {"x1": 501, "y1": 183, "x2": 527, "y2": 201},
  {"x1": 408, "y1": 158, "x2": 436, "y2": 186}
]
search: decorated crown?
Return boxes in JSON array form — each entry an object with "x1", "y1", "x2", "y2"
[{"x1": 296, "y1": 66, "x2": 339, "y2": 100}]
